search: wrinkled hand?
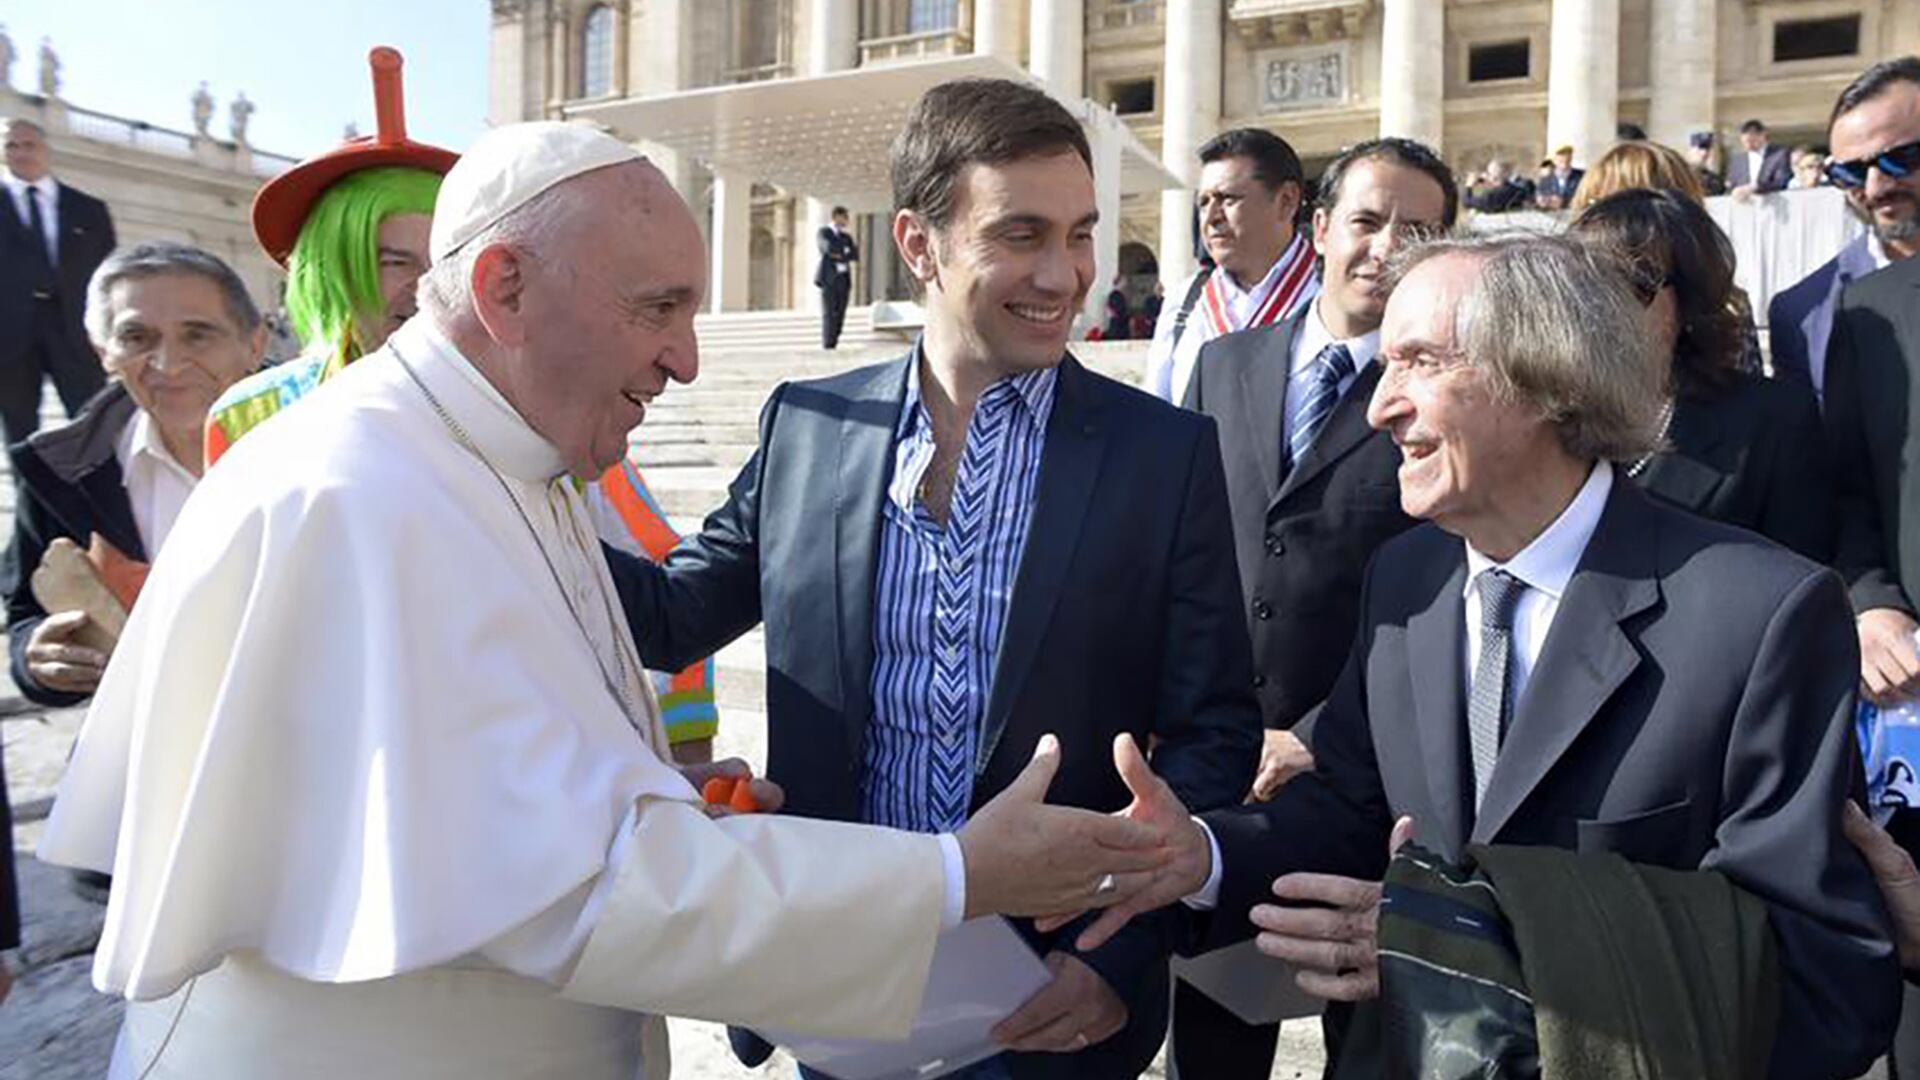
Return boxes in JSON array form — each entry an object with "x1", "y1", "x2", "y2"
[
  {"x1": 1250, "y1": 816, "x2": 1414, "y2": 1002},
  {"x1": 1250, "y1": 729, "x2": 1314, "y2": 802},
  {"x1": 1858, "y1": 608, "x2": 1920, "y2": 706},
  {"x1": 679, "y1": 757, "x2": 784, "y2": 817},
  {"x1": 1031, "y1": 734, "x2": 1210, "y2": 952},
  {"x1": 25, "y1": 611, "x2": 107, "y2": 695},
  {"x1": 1843, "y1": 802, "x2": 1920, "y2": 971},
  {"x1": 991, "y1": 952, "x2": 1126, "y2": 1053},
  {"x1": 958, "y1": 734, "x2": 1172, "y2": 921}
]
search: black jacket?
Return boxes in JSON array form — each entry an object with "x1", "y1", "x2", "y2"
[
  {"x1": 611, "y1": 350, "x2": 1261, "y2": 1078},
  {"x1": 1200, "y1": 479, "x2": 1900, "y2": 1078},
  {"x1": 1184, "y1": 317, "x2": 1417, "y2": 731},
  {"x1": 0, "y1": 180, "x2": 115, "y2": 363},
  {"x1": 3, "y1": 381, "x2": 146, "y2": 708},
  {"x1": 814, "y1": 225, "x2": 858, "y2": 290}
]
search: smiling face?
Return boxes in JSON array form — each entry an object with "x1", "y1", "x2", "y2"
[
  {"x1": 1313, "y1": 158, "x2": 1451, "y2": 338},
  {"x1": 901, "y1": 150, "x2": 1096, "y2": 380},
  {"x1": 1196, "y1": 155, "x2": 1298, "y2": 285},
  {"x1": 478, "y1": 163, "x2": 704, "y2": 478},
  {"x1": 1366, "y1": 254, "x2": 1561, "y2": 537},
  {"x1": 1831, "y1": 79, "x2": 1920, "y2": 248},
  {"x1": 100, "y1": 272, "x2": 265, "y2": 460},
  {"x1": 357, "y1": 212, "x2": 433, "y2": 352}
]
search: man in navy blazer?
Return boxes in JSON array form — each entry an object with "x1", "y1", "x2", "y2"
[
  {"x1": 1728, "y1": 118, "x2": 1794, "y2": 196},
  {"x1": 1772, "y1": 59, "x2": 1920, "y2": 398},
  {"x1": 612, "y1": 79, "x2": 1259, "y2": 1079}
]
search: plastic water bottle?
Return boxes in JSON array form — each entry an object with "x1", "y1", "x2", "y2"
[{"x1": 1859, "y1": 631, "x2": 1920, "y2": 825}]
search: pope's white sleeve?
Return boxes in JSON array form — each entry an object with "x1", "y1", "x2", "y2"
[{"x1": 482, "y1": 796, "x2": 949, "y2": 1040}]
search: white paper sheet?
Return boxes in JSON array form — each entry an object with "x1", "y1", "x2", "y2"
[
  {"x1": 1172, "y1": 940, "x2": 1323, "y2": 1026},
  {"x1": 758, "y1": 916, "x2": 1050, "y2": 1080}
]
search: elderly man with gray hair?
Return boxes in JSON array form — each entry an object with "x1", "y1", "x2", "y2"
[{"x1": 1065, "y1": 232, "x2": 1900, "y2": 1075}]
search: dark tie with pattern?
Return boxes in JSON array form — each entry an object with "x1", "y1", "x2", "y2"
[
  {"x1": 25, "y1": 186, "x2": 52, "y2": 266},
  {"x1": 1286, "y1": 341, "x2": 1355, "y2": 467},
  {"x1": 1468, "y1": 569, "x2": 1527, "y2": 812}
]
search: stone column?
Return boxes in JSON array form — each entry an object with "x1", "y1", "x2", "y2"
[
  {"x1": 1378, "y1": 0, "x2": 1443, "y2": 147},
  {"x1": 1646, "y1": 0, "x2": 1714, "y2": 151},
  {"x1": 1083, "y1": 107, "x2": 1123, "y2": 332},
  {"x1": 795, "y1": 0, "x2": 860, "y2": 313},
  {"x1": 974, "y1": 0, "x2": 1023, "y2": 66},
  {"x1": 638, "y1": 0, "x2": 698, "y2": 212},
  {"x1": 1546, "y1": 0, "x2": 1619, "y2": 170},
  {"x1": 711, "y1": 169, "x2": 753, "y2": 313},
  {"x1": 1031, "y1": 0, "x2": 1084, "y2": 97},
  {"x1": 1158, "y1": 0, "x2": 1221, "y2": 296}
]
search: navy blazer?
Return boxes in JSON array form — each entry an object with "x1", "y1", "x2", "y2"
[
  {"x1": 1728, "y1": 144, "x2": 1794, "y2": 194},
  {"x1": 611, "y1": 350, "x2": 1261, "y2": 1078},
  {"x1": 1199, "y1": 478, "x2": 1899, "y2": 1078},
  {"x1": 1769, "y1": 232, "x2": 1879, "y2": 398},
  {"x1": 0, "y1": 180, "x2": 115, "y2": 362}
]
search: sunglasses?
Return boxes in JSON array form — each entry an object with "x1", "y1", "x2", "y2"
[{"x1": 1825, "y1": 137, "x2": 1920, "y2": 189}]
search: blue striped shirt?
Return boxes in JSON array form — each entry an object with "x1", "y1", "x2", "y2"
[{"x1": 863, "y1": 356, "x2": 1057, "y2": 833}]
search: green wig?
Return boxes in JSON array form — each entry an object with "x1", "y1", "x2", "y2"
[{"x1": 283, "y1": 166, "x2": 442, "y2": 368}]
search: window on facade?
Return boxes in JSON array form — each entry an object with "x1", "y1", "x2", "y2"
[
  {"x1": 582, "y1": 5, "x2": 614, "y2": 98},
  {"x1": 1467, "y1": 40, "x2": 1530, "y2": 83},
  {"x1": 1774, "y1": 15, "x2": 1861, "y2": 63},
  {"x1": 1106, "y1": 78, "x2": 1155, "y2": 115},
  {"x1": 907, "y1": 0, "x2": 959, "y2": 34}
]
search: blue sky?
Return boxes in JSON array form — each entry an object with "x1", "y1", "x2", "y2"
[{"x1": 5, "y1": 0, "x2": 490, "y2": 159}]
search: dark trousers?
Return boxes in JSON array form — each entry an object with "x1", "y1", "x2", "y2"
[
  {"x1": 1169, "y1": 977, "x2": 1281, "y2": 1079},
  {"x1": 0, "y1": 304, "x2": 105, "y2": 447},
  {"x1": 820, "y1": 277, "x2": 851, "y2": 350}
]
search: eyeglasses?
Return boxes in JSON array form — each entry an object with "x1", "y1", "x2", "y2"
[{"x1": 1825, "y1": 137, "x2": 1920, "y2": 190}]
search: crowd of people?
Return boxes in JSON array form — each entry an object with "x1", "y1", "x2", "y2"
[{"x1": 2, "y1": 37, "x2": 1920, "y2": 1080}]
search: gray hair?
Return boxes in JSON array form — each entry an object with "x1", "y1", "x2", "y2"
[
  {"x1": 418, "y1": 179, "x2": 585, "y2": 319},
  {"x1": 1387, "y1": 232, "x2": 1666, "y2": 463},
  {"x1": 85, "y1": 241, "x2": 262, "y2": 345},
  {"x1": 3, "y1": 117, "x2": 46, "y2": 137}
]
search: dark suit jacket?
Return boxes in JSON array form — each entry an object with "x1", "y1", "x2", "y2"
[
  {"x1": 1728, "y1": 144, "x2": 1794, "y2": 194},
  {"x1": 612, "y1": 350, "x2": 1261, "y2": 1078},
  {"x1": 1826, "y1": 252, "x2": 1920, "y2": 615},
  {"x1": 1199, "y1": 478, "x2": 1899, "y2": 1078},
  {"x1": 0, "y1": 180, "x2": 115, "y2": 363},
  {"x1": 1536, "y1": 167, "x2": 1584, "y2": 204},
  {"x1": 1637, "y1": 371, "x2": 1833, "y2": 561},
  {"x1": 2, "y1": 381, "x2": 146, "y2": 707},
  {"x1": 1184, "y1": 318, "x2": 1416, "y2": 730},
  {"x1": 1769, "y1": 233, "x2": 1878, "y2": 397},
  {"x1": 1463, "y1": 177, "x2": 1534, "y2": 213},
  {"x1": 813, "y1": 225, "x2": 858, "y2": 290}
]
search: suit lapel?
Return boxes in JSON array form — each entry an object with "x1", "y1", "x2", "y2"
[
  {"x1": 1274, "y1": 361, "x2": 1384, "y2": 507},
  {"x1": 1406, "y1": 554, "x2": 1471, "y2": 857},
  {"x1": 1473, "y1": 482, "x2": 1660, "y2": 842},
  {"x1": 978, "y1": 356, "x2": 1108, "y2": 774},
  {"x1": 833, "y1": 355, "x2": 912, "y2": 754},
  {"x1": 1231, "y1": 324, "x2": 1293, "y2": 500}
]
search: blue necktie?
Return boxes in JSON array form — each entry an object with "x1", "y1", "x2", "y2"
[{"x1": 1286, "y1": 342, "x2": 1356, "y2": 467}]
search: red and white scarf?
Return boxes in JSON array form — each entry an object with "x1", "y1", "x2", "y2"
[{"x1": 1200, "y1": 232, "x2": 1318, "y2": 338}]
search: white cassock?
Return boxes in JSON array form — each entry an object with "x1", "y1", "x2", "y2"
[{"x1": 37, "y1": 316, "x2": 955, "y2": 1079}]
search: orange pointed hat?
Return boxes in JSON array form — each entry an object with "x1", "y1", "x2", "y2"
[{"x1": 251, "y1": 46, "x2": 459, "y2": 266}]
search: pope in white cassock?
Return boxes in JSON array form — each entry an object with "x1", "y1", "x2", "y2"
[{"x1": 35, "y1": 122, "x2": 1171, "y2": 1079}]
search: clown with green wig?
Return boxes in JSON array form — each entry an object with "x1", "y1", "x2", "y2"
[{"x1": 206, "y1": 48, "x2": 718, "y2": 757}]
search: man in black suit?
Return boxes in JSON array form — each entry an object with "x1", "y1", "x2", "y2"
[
  {"x1": 1, "y1": 118, "x2": 113, "y2": 446},
  {"x1": 1728, "y1": 118, "x2": 1794, "y2": 196},
  {"x1": 1532, "y1": 145, "x2": 1584, "y2": 210},
  {"x1": 814, "y1": 204, "x2": 858, "y2": 349},
  {"x1": 613, "y1": 79, "x2": 1259, "y2": 1079},
  {"x1": 1086, "y1": 232, "x2": 1901, "y2": 1078},
  {"x1": 1173, "y1": 135, "x2": 1454, "y2": 1078}
]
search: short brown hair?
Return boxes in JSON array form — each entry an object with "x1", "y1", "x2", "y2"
[
  {"x1": 891, "y1": 79, "x2": 1091, "y2": 230},
  {"x1": 1568, "y1": 141, "x2": 1706, "y2": 212}
]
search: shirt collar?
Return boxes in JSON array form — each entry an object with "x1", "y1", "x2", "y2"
[
  {"x1": 1292, "y1": 295, "x2": 1381, "y2": 378},
  {"x1": 388, "y1": 315, "x2": 569, "y2": 483},
  {"x1": 896, "y1": 343, "x2": 1059, "y2": 442},
  {"x1": 116, "y1": 408, "x2": 198, "y2": 484},
  {"x1": 2, "y1": 171, "x2": 55, "y2": 199},
  {"x1": 1868, "y1": 230, "x2": 1895, "y2": 272},
  {"x1": 1464, "y1": 459, "x2": 1614, "y2": 603}
]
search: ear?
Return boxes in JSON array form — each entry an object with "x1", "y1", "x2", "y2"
[
  {"x1": 469, "y1": 244, "x2": 531, "y2": 348},
  {"x1": 1312, "y1": 205, "x2": 1331, "y2": 253},
  {"x1": 246, "y1": 322, "x2": 269, "y2": 365},
  {"x1": 892, "y1": 209, "x2": 940, "y2": 291},
  {"x1": 1277, "y1": 180, "x2": 1304, "y2": 224}
]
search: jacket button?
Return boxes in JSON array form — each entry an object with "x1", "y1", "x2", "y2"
[
  {"x1": 1253, "y1": 600, "x2": 1273, "y2": 620},
  {"x1": 1252, "y1": 674, "x2": 1267, "y2": 689},
  {"x1": 1265, "y1": 536, "x2": 1285, "y2": 557}
]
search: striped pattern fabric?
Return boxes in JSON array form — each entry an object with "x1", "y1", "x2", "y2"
[
  {"x1": 1199, "y1": 230, "x2": 1319, "y2": 339},
  {"x1": 203, "y1": 351, "x2": 340, "y2": 467},
  {"x1": 864, "y1": 359, "x2": 1056, "y2": 833},
  {"x1": 1285, "y1": 341, "x2": 1356, "y2": 466}
]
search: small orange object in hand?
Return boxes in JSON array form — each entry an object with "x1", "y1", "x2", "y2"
[{"x1": 701, "y1": 775, "x2": 762, "y2": 813}]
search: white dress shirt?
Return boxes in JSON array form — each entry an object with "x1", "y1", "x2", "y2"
[
  {"x1": 1185, "y1": 461, "x2": 1616, "y2": 909},
  {"x1": 1282, "y1": 298, "x2": 1380, "y2": 449},
  {"x1": 114, "y1": 411, "x2": 201, "y2": 556},
  {"x1": 1144, "y1": 237, "x2": 1321, "y2": 404},
  {"x1": 2, "y1": 170, "x2": 58, "y2": 258},
  {"x1": 1746, "y1": 149, "x2": 1766, "y2": 187}
]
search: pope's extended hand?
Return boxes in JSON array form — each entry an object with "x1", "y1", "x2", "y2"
[
  {"x1": 1037, "y1": 733, "x2": 1211, "y2": 951},
  {"x1": 958, "y1": 734, "x2": 1172, "y2": 920},
  {"x1": 680, "y1": 757, "x2": 784, "y2": 817}
]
